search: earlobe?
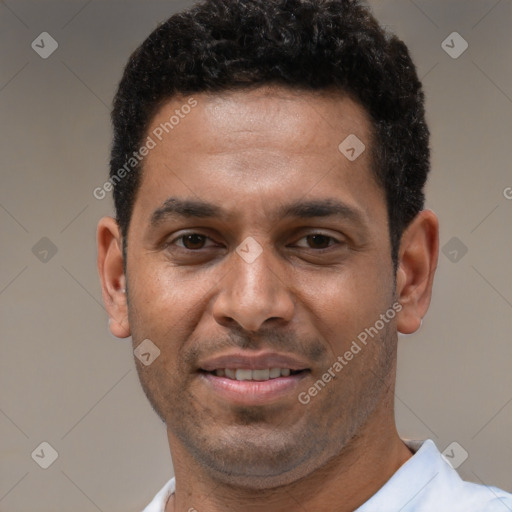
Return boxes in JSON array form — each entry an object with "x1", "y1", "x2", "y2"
[
  {"x1": 97, "y1": 217, "x2": 131, "y2": 339},
  {"x1": 108, "y1": 316, "x2": 130, "y2": 339},
  {"x1": 395, "y1": 210, "x2": 439, "y2": 335}
]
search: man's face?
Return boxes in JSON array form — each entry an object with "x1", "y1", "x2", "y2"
[{"x1": 125, "y1": 87, "x2": 398, "y2": 487}]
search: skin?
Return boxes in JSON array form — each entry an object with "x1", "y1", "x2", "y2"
[{"x1": 97, "y1": 85, "x2": 439, "y2": 512}]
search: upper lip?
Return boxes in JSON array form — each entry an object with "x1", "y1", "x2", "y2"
[{"x1": 199, "y1": 351, "x2": 310, "y2": 372}]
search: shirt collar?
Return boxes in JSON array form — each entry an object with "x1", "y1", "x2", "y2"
[{"x1": 355, "y1": 438, "x2": 450, "y2": 511}]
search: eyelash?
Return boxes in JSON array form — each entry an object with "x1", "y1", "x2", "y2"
[
  {"x1": 169, "y1": 233, "x2": 219, "y2": 250},
  {"x1": 167, "y1": 232, "x2": 341, "y2": 251}
]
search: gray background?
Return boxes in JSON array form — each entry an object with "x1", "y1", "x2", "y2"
[{"x1": 0, "y1": 0, "x2": 511, "y2": 510}]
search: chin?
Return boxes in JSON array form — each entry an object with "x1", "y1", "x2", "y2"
[{"x1": 180, "y1": 426, "x2": 329, "y2": 489}]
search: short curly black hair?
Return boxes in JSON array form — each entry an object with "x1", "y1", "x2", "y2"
[{"x1": 110, "y1": 0, "x2": 429, "y2": 268}]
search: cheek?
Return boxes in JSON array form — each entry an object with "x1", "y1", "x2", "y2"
[
  {"x1": 131, "y1": 255, "x2": 209, "y2": 309},
  {"x1": 297, "y1": 261, "x2": 393, "y2": 347},
  {"x1": 127, "y1": 259, "x2": 213, "y2": 350}
]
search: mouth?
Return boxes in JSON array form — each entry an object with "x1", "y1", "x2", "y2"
[
  {"x1": 197, "y1": 352, "x2": 311, "y2": 405},
  {"x1": 201, "y1": 368, "x2": 306, "y2": 381}
]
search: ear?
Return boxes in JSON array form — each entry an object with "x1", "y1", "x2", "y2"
[
  {"x1": 395, "y1": 209, "x2": 439, "y2": 334},
  {"x1": 96, "y1": 216, "x2": 130, "y2": 338}
]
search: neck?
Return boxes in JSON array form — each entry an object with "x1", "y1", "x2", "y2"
[{"x1": 165, "y1": 399, "x2": 412, "y2": 512}]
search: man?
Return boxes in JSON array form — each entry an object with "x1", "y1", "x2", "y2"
[{"x1": 96, "y1": 0, "x2": 512, "y2": 510}]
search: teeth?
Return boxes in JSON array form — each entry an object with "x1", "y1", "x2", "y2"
[
  {"x1": 252, "y1": 369, "x2": 269, "y2": 380},
  {"x1": 269, "y1": 368, "x2": 281, "y2": 378},
  {"x1": 235, "y1": 369, "x2": 253, "y2": 381},
  {"x1": 214, "y1": 368, "x2": 296, "y2": 381}
]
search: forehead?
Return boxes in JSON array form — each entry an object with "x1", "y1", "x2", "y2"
[
  {"x1": 150, "y1": 86, "x2": 371, "y2": 155},
  {"x1": 132, "y1": 86, "x2": 383, "y2": 224}
]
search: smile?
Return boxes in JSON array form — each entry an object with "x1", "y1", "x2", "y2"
[
  {"x1": 200, "y1": 369, "x2": 309, "y2": 406},
  {"x1": 208, "y1": 368, "x2": 302, "y2": 381}
]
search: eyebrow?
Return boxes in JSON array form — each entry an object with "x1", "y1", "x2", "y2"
[
  {"x1": 277, "y1": 198, "x2": 365, "y2": 225},
  {"x1": 150, "y1": 197, "x2": 225, "y2": 227},
  {"x1": 149, "y1": 196, "x2": 366, "y2": 228}
]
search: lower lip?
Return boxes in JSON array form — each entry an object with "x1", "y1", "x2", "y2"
[{"x1": 200, "y1": 372, "x2": 308, "y2": 406}]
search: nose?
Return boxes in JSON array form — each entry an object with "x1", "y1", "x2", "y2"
[{"x1": 212, "y1": 243, "x2": 295, "y2": 332}]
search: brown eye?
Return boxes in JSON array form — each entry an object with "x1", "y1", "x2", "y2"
[
  {"x1": 181, "y1": 234, "x2": 207, "y2": 249},
  {"x1": 306, "y1": 234, "x2": 333, "y2": 249}
]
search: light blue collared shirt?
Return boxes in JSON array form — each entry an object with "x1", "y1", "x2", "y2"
[{"x1": 142, "y1": 439, "x2": 512, "y2": 511}]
